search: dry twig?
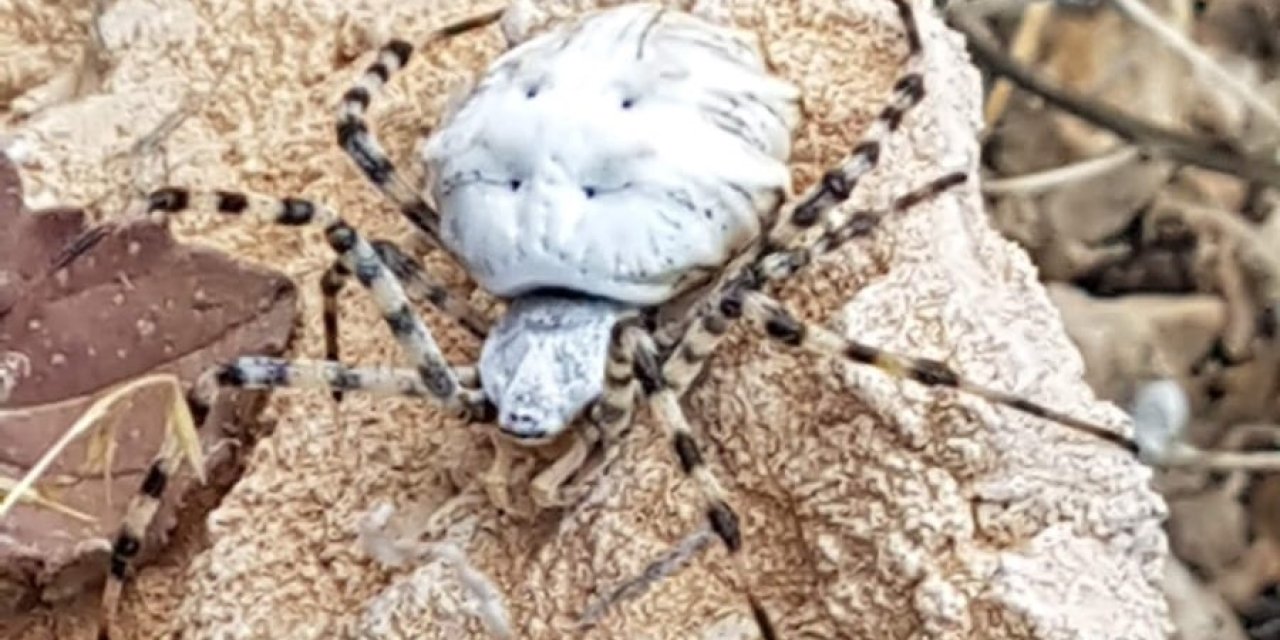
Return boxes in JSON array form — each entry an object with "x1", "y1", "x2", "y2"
[
  {"x1": 950, "y1": 12, "x2": 1280, "y2": 188},
  {"x1": 0, "y1": 373, "x2": 204, "y2": 522},
  {"x1": 982, "y1": 1, "x2": 1054, "y2": 127},
  {"x1": 981, "y1": 145, "x2": 1143, "y2": 194},
  {"x1": 1107, "y1": 0, "x2": 1280, "y2": 136}
]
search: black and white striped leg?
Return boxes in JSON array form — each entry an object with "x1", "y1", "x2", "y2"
[
  {"x1": 369, "y1": 239, "x2": 489, "y2": 339},
  {"x1": 650, "y1": 0, "x2": 933, "y2": 379},
  {"x1": 335, "y1": 8, "x2": 504, "y2": 237},
  {"x1": 755, "y1": 172, "x2": 968, "y2": 283},
  {"x1": 320, "y1": 260, "x2": 349, "y2": 399},
  {"x1": 732, "y1": 289, "x2": 1138, "y2": 451},
  {"x1": 213, "y1": 357, "x2": 490, "y2": 413},
  {"x1": 630, "y1": 332, "x2": 778, "y2": 640},
  {"x1": 530, "y1": 321, "x2": 647, "y2": 507},
  {"x1": 591, "y1": 320, "x2": 645, "y2": 441},
  {"x1": 320, "y1": 238, "x2": 490, "y2": 400},
  {"x1": 765, "y1": 0, "x2": 926, "y2": 247},
  {"x1": 145, "y1": 188, "x2": 480, "y2": 419},
  {"x1": 98, "y1": 428, "x2": 188, "y2": 640}
]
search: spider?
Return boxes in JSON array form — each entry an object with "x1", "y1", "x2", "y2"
[{"x1": 95, "y1": 1, "x2": 1139, "y2": 638}]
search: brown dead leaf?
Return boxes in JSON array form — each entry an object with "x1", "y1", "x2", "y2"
[{"x1": 0, "y1": 151, "x2": 298, "y2": 611}]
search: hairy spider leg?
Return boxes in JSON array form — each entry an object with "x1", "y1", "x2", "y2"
[
  {"x1": 98, "y1": 188, "x2": 500, "y2": 639},
  {"x1": 593, "y1": 320, "x2": 646, "y2": 439},
  {"x1": 578, "y1": 3, "x2": 932, "y2": 634},
  {"x1": 145, "y1": 187, "x2": 484, "y2": 416},
  {"x1": 665, "y1": 0, "x2": 1129, "y2": 451},
  {"x1": 734, "y1": 290, "x2": 1138, "y2": 452},
  {"x1": 630, "y1": 331, "x2": 778, "y2": 640},
  {"x1": 764, "y1": 0, "x2": 924, "y2": 248},
  {"x1": 655, "y1": 0, "x2": 931, "y2": 386},
  {"x1": 602, "y1": 173, "x2": 1133, "y2": 640},
  {"x1": 320, "y1": 238, "x2": 489, "y2": 400},
  {"x1": 96, "y1": 359, "x2": 452, "y2": 640},
  {"x1": 98, "y1": 432, "x2": 186, "y2": 640},
  {"x1": 664, "y1": 0, "x2": 924, "y2": 340},
  {"x1": 755, "y1": 173, "x2": 967, "y2": 282},
  {"x1": 335, "y1": 8, "x2": 505, "y2": 238},
  {"x1": 209, "y1": 357, "x2": 449, "y2": 397},
  {"x1": 95, "y1": 359, "x2": 472, "y2": 639},
  {"x1": 754, "y1": 171, "x2": 1134, "y2": 450},
  {"x1": 526, "y1": 320, "x2": 649, "y2": 507},
  {"x1": 602, "y1": 185, "x2": 1112, "y2": 640},
  {"x1": 579, "y1": 526, "x2": 717, "y2": 630},
  {"x1": 368, "y1": 239, "x2": 489, "y2": 339},
  {"x1": 666, "y1": 170, "x2": 1136, "y2": 451}
]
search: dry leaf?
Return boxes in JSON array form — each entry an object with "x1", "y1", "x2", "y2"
[{"x1": 0, "y1": 151, "x2": 298, "y2": 611}]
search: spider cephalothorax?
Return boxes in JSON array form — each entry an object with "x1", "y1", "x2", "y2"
[{"x1": 95, "y1": 2, "x2": 1139, "y2": 638}]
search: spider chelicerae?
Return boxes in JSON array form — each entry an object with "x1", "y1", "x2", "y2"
[{"x1": 95, "y1": 1, "x2": 1139, "y2": 637}]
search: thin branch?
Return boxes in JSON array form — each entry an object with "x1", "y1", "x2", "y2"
[
  {"x1": 949, "y1": 0, "x2": 1097, "y2": 17},
  {"x1": 1107, "y1": 0, "x2": 1280, "y2": 135},
  {"x1": 983, "y1": 1, "x2": 1054, "y2": 127},
  {"x1": 1160, "y1": 444, "x2": 1280, "y2": 472},
  {"x1": 949, "y1": 12, "x2": 1280, "y2": 189},
  {"x1": 981, "y1": 146, "x2": 1143, "y2": 194}
]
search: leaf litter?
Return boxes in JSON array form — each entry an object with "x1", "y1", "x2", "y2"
[{"x1": 0, "y1": 149, "x2": 298, "y2": 609}]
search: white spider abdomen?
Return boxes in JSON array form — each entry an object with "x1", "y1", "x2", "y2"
[{"x1": 423, "y1": 3, "x2": 801, "y2": 306}]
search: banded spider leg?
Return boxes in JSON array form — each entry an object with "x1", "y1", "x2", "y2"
[
  {"x1": 96, "y1": 188, "x2": 491, "y2": 639},
  {"x1": 580, "y1": 0, "x2": 1136, "y2": 631}
]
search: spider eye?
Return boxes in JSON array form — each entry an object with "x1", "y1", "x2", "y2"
[
  {"x1": 1192, "y1": 0, "x2": 1207, "y2": 14},
  {"x1": 509, "y1": 180, "x2": 522, "y2": 191},
  {"x1": 525, "y1": 86, "x2": 539, "y2": 99},
  {"x1": 621, "y1": 98, "x2": 635, "y2": 109},
  {"x1": 583, "y1": 186, "x2": 597, "y2": 198}
]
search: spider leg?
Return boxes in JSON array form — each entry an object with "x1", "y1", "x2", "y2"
[
  {"x1": 530, "y1": 320, "x2": 645, "y2": 508},
  {"x1": 370, "y1": 239, "x2": 489, "y2": 339},
  {"x1": 572, "y1": 320, "x2": 775, "y2": 637},
  {"x1": 593, "y1": 320, "x2": 645, "y2": 440},
  {"x1": 755, "y1": 172, "x2": 968, "y2": 283},
  {"x1": 208, "y1": 356, "x2": 474, "y2": 399},
  {"x1": 146, "y1": 188, "x2": 487, "y2": 418},
  {"x1": 765, "y1": 0, "x2": 924, "y2": 247},
  {"x1": 630, "y1": 332, "x2": 778, "y2": 640},
  {"x1": 320, "y1": 238, "x2": 489, "y2": 400},
  {"x1": 112, "y1": 187, "x2": 495, "y2": 636},
  {"x1": 732, "y1": 289, "x2": 1138, "y2": 451},
  {"x1": 95, "y1": 359, "x2": 491, "y2": 640},
  {"x1": 320, "y1": 259, "x2": 348, "y2": 365},
  {"x1": 659, "y1": 0, "x2": 932, "y2": 358},
  {"x1": 98, "y1": 428, "x2": 187, "y2": 640},
  {"x1": 335, "y1": 8, "x2": 504, "y2": 237}
]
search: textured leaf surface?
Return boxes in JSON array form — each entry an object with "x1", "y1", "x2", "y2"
[{"x1": 0, "y1": 152, "x2": 297, "y2": 609}]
